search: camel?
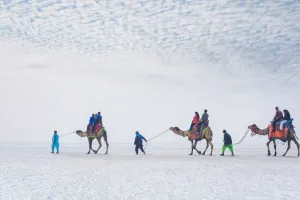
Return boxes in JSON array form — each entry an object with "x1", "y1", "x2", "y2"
[
  {"x1": 169, "y1": 126, "x2": 213, "y2": 155},
  {"x1": 248, "y1": 124, "x2": 299, "y2": 156},
  {"x1": 76, "y1": 127, "x2": 109, "y2": 154}
]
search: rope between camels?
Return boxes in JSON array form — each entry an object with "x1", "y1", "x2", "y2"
[
  {"x1": 60, "y1": 131, "x2": 76, "y2": 137},
  {"x1": 144, "y1": 129, "x2": 170, "y2": 150},
  {"x1": 147, "y1": 129, "x2": 170, "y2": 142},
  {"x1": 233, "y1": 129, "x2": 250, "y2": 145}
]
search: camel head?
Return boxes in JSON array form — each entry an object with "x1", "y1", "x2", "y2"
[
  {"x1": 248, "y1": 124, "x2": 260, "y2": 136},
  {"x1": 248, "y1": 124, "x2": 258, "y2": 131},
  {"x1": 75, "y1": 130, "x2": 87, "y2": 137},
  {"x1": 170, "y1": 127, "x2": 181, "y2": 132}
]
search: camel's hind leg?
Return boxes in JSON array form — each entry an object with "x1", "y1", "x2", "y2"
[
  {"x1": 283, "y1": 139, "x2": 291, "y2": 156},
  {"x1": 291, "y1": 137, "x2": 300, "y2": 156},
  {"x1": 203, "y1": 129, "x2": 213, "y2": 155},
  {"x1": 103, "y1": 131, "x2": 109, "y2": 154},
  {"x1": 202, "y1": 139, "x2": 209, "y2": 155},
  {"x1": 209, "y1": 140, "x2": 214, "y2": 156}
]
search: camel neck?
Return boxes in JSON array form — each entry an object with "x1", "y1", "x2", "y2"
[{"x1": 254, "y1": 127, "x2": 269, "y2": 135}]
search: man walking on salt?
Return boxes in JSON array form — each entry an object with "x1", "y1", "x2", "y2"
[
  {"x1": 220, "y1": 130, "x2": 234, "y2": 156},
  {"x1": 134, "y1": 131, "x2": 147, "y2": 155},
  {"x1": 51, "y1": 130, "x2": 59, "y2": 154}
]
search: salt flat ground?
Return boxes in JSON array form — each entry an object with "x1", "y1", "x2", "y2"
[{"x1": 1, "y1": 143, "x2": 300, "y2": 200}]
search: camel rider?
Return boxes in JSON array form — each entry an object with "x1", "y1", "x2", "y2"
[
  {"x1": 189, "y1": 112, "x2": 200, "y2": 131},
  {"x1": 51, "y1": 130, "x2": 59, "y2": 154},
  {"x1": 196, "y1": 109, "x2": 209, "y2": 134},
  {"x1": 97, "y1": 112, "x2": 102, "y2": 122},
  {"x1": 220, "y1": 130, "x2": 234, "y2": 156},
  {"x1": 87, "y1": 114, "x2": 95, "y2": 132},
  {"x1": 280, "y1": 109, "x2": 291, "y2": 131},
  {"x1": 93, "y1": 112, "x2": 102, "y2": 132},
  {"x1": 89, "y1": 114, "x2": 95, "y2": 125},
  {"x1": 272, "y1": 107, "x2": 283, "y2": 132},
  {"x1": 134, "y1": 131, "x2": 147, "y2": 155},
  {"x1": 94, "y1": 112, "x2": 102, "y2": 125}
]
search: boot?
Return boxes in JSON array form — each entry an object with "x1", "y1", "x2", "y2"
[
  {"x1": 220, "y1": 153, "x2": 224, "y2": 156},
  {"x1": 51, "y1": 152, "x2": 54, "y2": 154},
  {"x1": 231, "y1": 153, "x2": 234, "y2": 156}
]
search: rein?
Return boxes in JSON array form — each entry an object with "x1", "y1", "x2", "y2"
[
  {"x1": 60, "y1": 131, "x2": 76, "y2": 137},
  {"x1": 144, "y1": 129, "x2": 170, "y2": 150}
]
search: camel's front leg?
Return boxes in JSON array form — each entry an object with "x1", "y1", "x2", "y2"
[
  {"x1": 189, "y1": 140, "x2": 194, "y2": 155},
  {"x1": 87, "y1": 138, "x2": 92, "y2": 154},
  {"x1": 194, "y1": 140, "x2": 201, "y2": 155},
  {"x1": 95, "y1": 137, "x2": 102, "y2": 154},
  {"x1": 89, "y1": 138, "x2": 97, "y2": 154},
  {"x1": 266, "y1": 140, "x2": 271, "y2": 156},
  {"x1": 283, "y1": 139, "x2": 291, "y2": 156}
]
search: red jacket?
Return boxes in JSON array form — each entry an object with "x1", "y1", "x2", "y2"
[
  {"x1": 192, "y1": 115, "x2": 200, "y2": 124},
  {"x1": 275, "y1": 110, "x2": 283, "y2": 120}
]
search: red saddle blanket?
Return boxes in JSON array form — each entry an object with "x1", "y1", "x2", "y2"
[{"x1": 269, "y1": 124, "x2": 288, "y2": 141}]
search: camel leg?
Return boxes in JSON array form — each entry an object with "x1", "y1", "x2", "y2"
[
  {"x1": 291, "y1": 137, "x2": 300, "y2": 156},
  {"x1": 266, "y1": 140, "x2": 271, "y2": 156},
  {"x1": 209, "y1": 140, "x2": 213, "y2": 156},
  {"x1": 95, "y1": 137, "x2": 102, "y2": 154},
  {"x1": 273, "y1": 140, "x2": 277, "y2": 156},
  {"x1": 202, "y1": 139, "x2": 209, "y2": 155},
  {"x1": 282, "y1": 139, "x2": 291, "y2": 156},
  {"x1": 194, "y1": 140, "x2": 201, "y2": 155},
  {"x1": 189, "y1": 140, "x2": 194, "y2": 155},
  {"x1": 87, "y1": 138, "x2": 92, "y2": 154},
  {"x1": 104, "y1": 133, "x2": 109, "y2": 154},
  {"x1": 89, "y1": 138, "x2": 97, "y2": 154}
]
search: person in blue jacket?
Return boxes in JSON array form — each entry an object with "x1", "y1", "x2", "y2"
[
  {"x1": 134, "y1": 131, "x2": 147, "y2": 155},
  {"x1": 87, "y1": 114, "x2": 95, "y2": 131},
  {"x1": 93, "y1": 112, "x2": 103, "y2": 132},
  {"x1": 51, "y1": 130, "x2": 59, "y2": 154},
  {"x1": 89, "y1": 114, "x2": 95, "y2": 125},
  {"x1": 96, "y1": 112, "x2": 102, "y2": 122}
]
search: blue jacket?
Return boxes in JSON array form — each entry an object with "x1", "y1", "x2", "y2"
[
  {"x1": 97, "y1": 114, "x2": 102, "y2": 121},
  {"x1": 223, "y1": 133, "x2": 232, "y2": 145},
  {"x1": 89, "y1": 116, "x2": 95, "y2": 125},
  {"x1": 52, "y1": 133, "x2": 59, "y2": 145},
  {"x1": 134, "y1": 133, "x2": 147, "y2": 146}
]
